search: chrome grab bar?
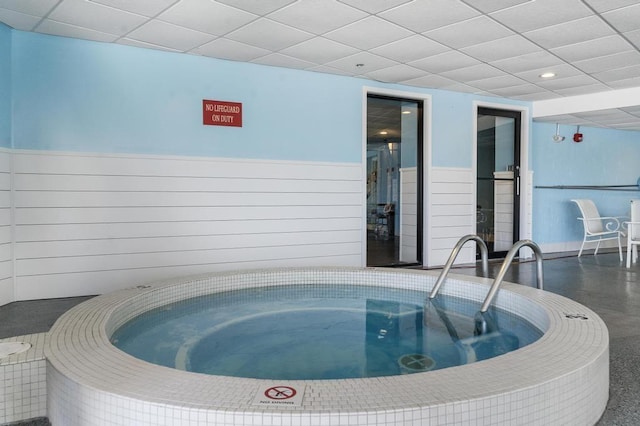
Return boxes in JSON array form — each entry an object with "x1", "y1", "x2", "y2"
[
  {"x1": 429, "y1": 234, "x2": 489, "y2": 299},
  {"x1": 479, "y1": 239, "x2": 544, "y2": 313}
]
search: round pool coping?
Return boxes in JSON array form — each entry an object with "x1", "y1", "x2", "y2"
[{"x1": 45, "y1": 267, "x2": 609, "y2": 425}]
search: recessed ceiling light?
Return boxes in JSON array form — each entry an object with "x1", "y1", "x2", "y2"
[
  {"x1": 402, "y1": 110, "x2": 411, "y2": 114},
  {"x1": 539, "y1": 72, "x2": 556, "y2": 79},
  {"x1": 379, "y1": 131, "x2": 388, "y2": 135}
]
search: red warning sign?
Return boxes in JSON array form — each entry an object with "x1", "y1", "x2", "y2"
[
  {"x1": 264, "y1": 386, "x2": 296, "y2": 400},
  {"x1": 202, "y1": 99, "x2": 242, "y2": 127}
]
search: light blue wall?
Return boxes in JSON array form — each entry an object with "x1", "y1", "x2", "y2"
[
  {"x1": 10, "y1": 31, "x2": 530, "y2": 167},
  {"x1": 12, "y1": 31, "x2": 364, "y2": 162},
  {"x1": 532, "y1": 122, "x2": 640, "y2": 244},
  {"x1": 430, "y1": 91, "x2": 477, "y2": 168},
  {"x1": 0, "y1": 24, "x2": 10, "y2": 148}
]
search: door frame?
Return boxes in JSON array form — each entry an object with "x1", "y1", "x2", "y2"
[
  {"x1": 473, "y1": 101, "x2": 531, "y2": 257},
  {"x1": 362, "y1": 87, "x2": 432, "y2": 267}
]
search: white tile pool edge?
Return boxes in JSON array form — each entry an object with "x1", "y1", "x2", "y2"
[{"x1": 45, "y1": 267, "x2": 609, "y2": 425}]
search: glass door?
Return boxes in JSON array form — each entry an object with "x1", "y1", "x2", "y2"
[
  {"x1": 476, "y1": 107, "x2": 521, "y2": 258},
  {"x1": 366, "y1": 95, "x2": 422, "y2": 266}
]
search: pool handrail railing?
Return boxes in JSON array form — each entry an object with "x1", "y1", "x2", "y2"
[
  {"x1": 429, "y1": 234, "x2": 489, "y2": 300},
  {"x1": 479, "y1": 239, "x2": 544, "y2": 313}
]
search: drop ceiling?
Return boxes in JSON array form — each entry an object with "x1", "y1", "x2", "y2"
[{"x1": 2, "y1": 0, "x2": 640, "y2": 130}]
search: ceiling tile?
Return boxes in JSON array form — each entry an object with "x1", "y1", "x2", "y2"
[
  {"x1": 553, "y1": 83, "x2": 611, "y2": 96},
  {"x1": 193, "y1": 37, "x2": 270, "y2": 61},
  {"x1": 365, "y1": 64, "x2": 426, "y2": 83},
  {"x1": 159, "y1": 0, "x2": 257, "y2": 36},
  {"x1": 441, "y1": 63, "x2": 507, "y2": 82},
  {"x1": 583, "y1": 0, "x2": 640, "y2": 13},
  {"x1": 621, "y1": 105, "x2": 640, "y2": 115},
  {"x1": 370, "y1": 35, "x2": 448, "y2": 63},
  {"x1": 268, "y1": 0, "x2": 366, "y2": 35},
  {"x1": 424, "y1": 15, "x2": 514, "y2": 49},
  {"x1": 126, "y1": 19, "x2": 215, "y2": 51},
  {"x1": 225, "y1": 18, "x2": 314, "y2": 51},
  {"x1": 550, "y1": 35, "x2": 634, "y2": 62},
  {"x1": 335, "y1": 0, "x2": 411, "y2": 14},
  {"x1": 87, "y1": 0, "x2": 178, "y2": 17},
  {"x1": 520, "y1": 91, "x2": 564, "y2": 101},
  {"x1": 36, "y1": 19, "x2": 119, "y2": 42},
  {"x1": 625, "y1": 29, "x2": 640, "y2": 50},
  {"x1": 306, "y1": 64, "x2": 353, "y2": 76},
  {"x1": 466, "y1": 74, "x2": 528, "y2": 91},
  {"x1": 487, "y1": 83, "x2": 549, "y2": 98},
  {"x1": 606, "y1": 75, "x2": 640, "y2": 89},
  {"x1": 379, "y1": 0, "x2": 479, "y2": 33},
  {"x1": 461, "y1": 0, "x2": 533, "y2": 14},
  {"x1": 515, "y1": 63, "x2": 583, "y2": 83},
  {"x1": 573, "y1": 51, "x2": 640, "y2": 74},
  {"x1": 533, "y1": 114, "x2": 585, "y2": 125},
  {"x1": 0, "y1": 0, "x2": 59, "y2": 16},
  {"x1": 592, "y1": 64, "x2": 640, "y2": 83},
  {"x1": 117, "y1": 38, "x2": 181, "y2": 52},
  {"x1": 602, "y1": 3, "x2": 640, "y2": 32},
  {"x1": 400, "y1": 74, "x2": 459, "y2": 89},
  {"x1": 279, "y1": 37, "x2": 358, "y2": 64},
  {"x1": 215, "y1": 0, "x2": 296, "y2": 16},
  {"x1": 461, "y1": 34, "x2": 541, "y2": 62},
  {"x1": 0, "y1": 8, "x2": 41, "y2": 30},
  {"x1": 613, "y1": 123, "x2": 640, "y2": 130},
  {"x1": 250, "y1": 53, "x2": 316, "y2": 69},
  {"x1": 48, "y1": 0, "x2": 148, "y2": 36},
  {"x1": 523, "y1": 16, "x2": 615, "y2": 49},
  {"x1": 325, "y1": 51, "x2": 399, "y2": 74},
  {"x1": 408, "y1": 50, "x2": 480, "y2": 73},
  {"x1": 537, "y1": 74, "x2": 601, "y2": 90},
  {"x1": 324, "y1": 16, "x2": 413, "y2": 50},
  {"x1": 438, "y1": 82, "x2": 483, "y2": 94},
  {"x1": 490, "y1": 51, "x2": 564, "y2": 74},
  {"x1": 490, "y1": 0, "x2": 592, "y2": 33}
]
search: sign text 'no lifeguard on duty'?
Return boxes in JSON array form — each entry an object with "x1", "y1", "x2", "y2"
[{"x1": 202, "y1": 99, "x2": 242, "y2": 127}]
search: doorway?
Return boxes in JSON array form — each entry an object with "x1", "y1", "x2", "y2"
[
  {"x1": 366, "y1": 95, "x2": 423, "y2": 266},
  {"x1": 476, "y1": 107, "x2": 521, "y2": 258}
]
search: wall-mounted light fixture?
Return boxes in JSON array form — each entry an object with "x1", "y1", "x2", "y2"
[{"x1": 552, "y1": 123, "x2": 565, "y2": 142}]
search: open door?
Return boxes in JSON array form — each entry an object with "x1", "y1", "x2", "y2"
[{"x1": 366, "y1": 95, "x2": 423, "y2": 266}]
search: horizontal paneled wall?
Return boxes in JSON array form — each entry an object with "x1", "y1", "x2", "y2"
[
  {"x1": 13, "y1": 151, "x2": 363, "y2": 300},
  {"x1": 399, "y1": 167, "x2": 417, "y2": 263},
  {"x1": 428, "y1": 167, "x2": 474, "y2": 267},
  {"x1": 0, "y1": 150, "x2": 12, "y2": 305}
]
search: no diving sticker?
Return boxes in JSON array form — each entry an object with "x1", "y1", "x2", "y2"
[{"x1": 252, "y1": 384, "x2": 305, "y2": 407}]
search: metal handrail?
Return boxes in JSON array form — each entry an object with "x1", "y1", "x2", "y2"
[
  {"x1": 429, "y1": 234, "x2": 489, "y2": 299},
  {"x1": 479, "y1": 239, "x2": 544, "y2": 313}
]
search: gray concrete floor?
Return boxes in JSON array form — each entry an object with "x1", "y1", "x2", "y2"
[{"x1": 0, "y1": 251, "x2": 637, "y2": 425}]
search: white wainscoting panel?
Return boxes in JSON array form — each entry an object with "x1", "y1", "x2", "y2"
[
  {"x1": 399, "y1": 167, "x2": 417, "y2": 263},
  {"x1": 428, "y1": 167, "x2": 474, "y2": 267},
  {"x1": 13, "y1": 151, "x2": 363, "y2": 300},
  {"x1": 0, "y1": 150, "x2": 12, "y2": 305}
]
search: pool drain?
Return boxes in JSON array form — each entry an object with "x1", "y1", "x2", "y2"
[{"x1": 398, "y1": 353, "x2": 435, "y2": 372}]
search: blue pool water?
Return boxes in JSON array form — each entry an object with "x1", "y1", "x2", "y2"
[{"x1": 111, "y1": 285, "x2": 543, "y2": 380}]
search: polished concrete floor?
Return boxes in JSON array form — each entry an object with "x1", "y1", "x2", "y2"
[{"x1": 1, "y1": 250, "x2": 638, "y2": 425}]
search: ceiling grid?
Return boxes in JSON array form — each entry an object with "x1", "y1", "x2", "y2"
[{"x1": 2, "y1": 0, "x2": 640, "y2": 129}]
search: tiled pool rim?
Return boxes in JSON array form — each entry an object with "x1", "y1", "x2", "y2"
[{"x1": 45, "y1": 267, "x2": 609, "y2": 425}]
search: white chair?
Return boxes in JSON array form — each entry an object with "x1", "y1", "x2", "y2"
[
  {"x1": 626, "y1": 199, "x2": 640, "y2": 268},
  {"x1": 571, "y1": 199, "x2": 623, "y2": 261}
]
